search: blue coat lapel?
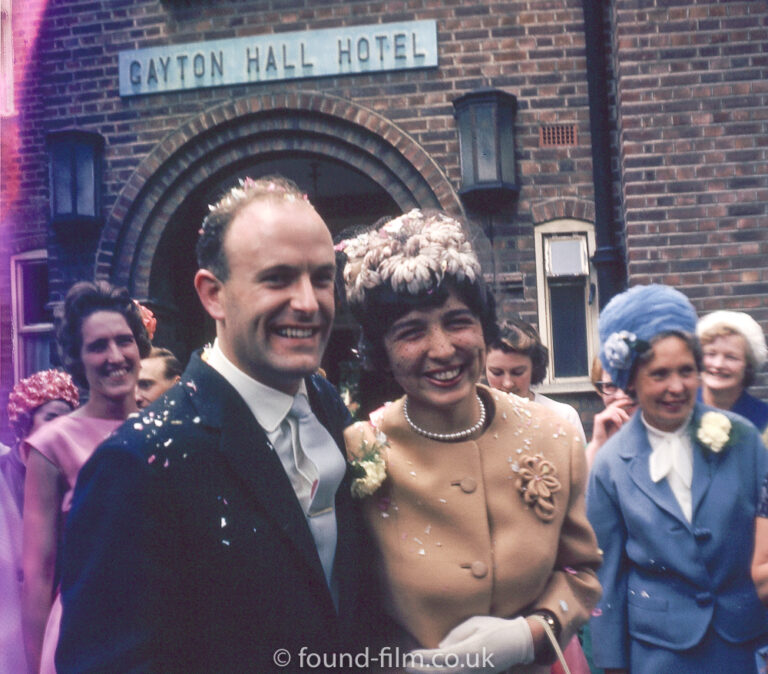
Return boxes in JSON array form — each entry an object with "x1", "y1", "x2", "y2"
[
  {"x1": 690, "y1": 404, "x2": 716, "y2": 521},
  {"x1": 620, "y1": 413, "x2": 691, "y2": 528}
]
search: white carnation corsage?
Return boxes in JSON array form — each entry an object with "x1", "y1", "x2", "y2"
[
  {"x1": 349, "y1": 438, "x2": 387, "y2": 499},
  {"x1": 696, "y1": 411, "x2": 732, "y2": 453}
]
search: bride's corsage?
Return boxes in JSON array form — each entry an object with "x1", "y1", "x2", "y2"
[
  {"x1": 349, "y1": 436, "x2": 388, "y2": 499},
  {"x1": 696, "y1": 411, "x2": 732, "y2": 453}
]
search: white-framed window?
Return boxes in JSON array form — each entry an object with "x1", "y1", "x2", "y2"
[
  {"x1": 0, "y1": 0, "x2": 13, "y2": 117},
  {"x1": 534, "y1": 219, "x2": 599, "y2": 391},
  {"x1": 11, "y1": 250, "x2": 54, "y2": 381}
]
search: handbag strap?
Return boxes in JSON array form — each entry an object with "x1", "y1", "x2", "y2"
[{"x1": 528, "y1": 614, "x2": 571, "y2": 674}]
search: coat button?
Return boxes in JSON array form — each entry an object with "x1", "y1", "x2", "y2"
[
  {"x1": 471, "y1": 561, "x2": 488, "y2": 578},
  {"x1": 693, "y1": 528, "x2": 712, "y2": 542},
  {"x1": 460, "y1": 477, "x2": 477, "y2": 493},
  {"x1": 695, "y1": 591, "x2": 713, "y2": 606}
]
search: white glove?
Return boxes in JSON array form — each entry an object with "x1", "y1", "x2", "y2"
[{"x1": 404, "y1": 615, "x2": 534, "y2": 674}]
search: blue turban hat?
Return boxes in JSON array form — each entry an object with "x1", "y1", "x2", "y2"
[{"x1": 598, "y1": 284, "x2": 698, "y2": 390}]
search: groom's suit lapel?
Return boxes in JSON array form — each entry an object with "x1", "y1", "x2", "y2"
[{"x1": 185, "y1": 355, "x2": 331, "y2": 591}]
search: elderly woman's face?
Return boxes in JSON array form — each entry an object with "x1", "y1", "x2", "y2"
[
  {"x1": 701, "y1": 333, "x2": 748, "y2": 394},
  {"x1": 631, "y1": 335, "x2": 700, "y2": 432},
  {"x1": 383, "y1": 290, "x2": 485, "y2": 411}
]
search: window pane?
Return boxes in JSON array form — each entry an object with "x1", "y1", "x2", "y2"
[
  {"x1": 51, "y1": 144, "x2": 73, "y2": 216},
  {"x1": 75, "y1": 143, "x2": 96, "y2": 216},
  {"x1": 547, "y1": 237, "x2": 586, "y2": 276},
  {"x1": 1, "y1": 2, "x2": 13, "y2": 115},
  {"x1": 550, "y1": 280, "x2": 588, "y2": 378},
  {"x1": 21, "y1": 333, "x2": 54, "y2": 378},
  {"x1": 457, "y1": 110, "x2": 476, "y2": 188},
  {"x1": 497, "y1": 102, "x2": 515, "y2": 183},
  {"x1": 21, "y1": 260, "x2": 51, "y2": 325},
  {"x1": 474, "y1": 103, "x2": 498, "y2": 183}
]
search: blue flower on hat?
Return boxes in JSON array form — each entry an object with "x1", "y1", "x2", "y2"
[
  {"x1": 598, "y1": 284, "x2": 698, "y2": 390},
  {"x1": 603, "y1": 331, "x2": 650, "y2": 370}
]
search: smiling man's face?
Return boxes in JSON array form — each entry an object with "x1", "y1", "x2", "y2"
[{"x1": 211, "y1": 197, "x2": 336, "y2": 394}]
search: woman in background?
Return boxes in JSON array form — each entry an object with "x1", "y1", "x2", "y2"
[
  {"x1": 1, "y1": 370, "x2": 78, "y2": 674},
  {"x1": 485, "y1": 322, "x2": 592, "y2": 673},
  {"x1": 22, "y1": 281, "x2": 150, "y2": 673},
  {"x1": 696, "y1": 310, "x2": 768, "y2": 435},
  {"x1": 588, "y1": 285, "x2": 768, "y2": 673},
  {"x1": 585, "y1": 357, "x2": 636, "y2": 469},
  {"x1": 485, "y1": 319, "x2": 586, "y2": 446}
]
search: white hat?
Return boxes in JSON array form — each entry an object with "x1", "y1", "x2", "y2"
[{"x1": 696, "y1": 310, "x2": 767, "y2": 368}]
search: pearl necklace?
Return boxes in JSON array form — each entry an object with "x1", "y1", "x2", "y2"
[{"x1": 403, "y1": 394, "x2": 486, "y2": 442}]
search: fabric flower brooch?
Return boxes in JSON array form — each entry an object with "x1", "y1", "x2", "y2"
[
  {"x1": 603, "y1": 330, "x2": 650, "y2": 370},
  {"x1": 515, "y1": 454, "x2": 561, "y2": 522},
  {"x1": 349, "y1": 437, "x2": 387, "y2": 499},
  {"x1": 696, "y1": 411, "x2": 732, "y2": 453}
]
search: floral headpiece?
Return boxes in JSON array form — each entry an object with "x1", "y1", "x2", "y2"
[
  {"x1": 7, "y1": 369, "x2": 79, "y2": 435},
  {"x1": 598, "y1": 284, "x2": 698, "y2": 390},
  {"x1": 134, "y1": 301, "x2": 156, "y2": 341},
  {"x1": 338, "y1": 209, "x2": 481, "y2": 307}
]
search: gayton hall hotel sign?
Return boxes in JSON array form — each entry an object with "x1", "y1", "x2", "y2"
[{"x1": 119, "y1": 20, "x2": 437, "y2": 97}]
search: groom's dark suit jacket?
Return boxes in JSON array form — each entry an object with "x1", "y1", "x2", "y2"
[{"x1": 56, "y1": 352, "x2": 375, "y2": 673}]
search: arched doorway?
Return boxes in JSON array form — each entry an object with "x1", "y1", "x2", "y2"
[{"x1": 96, "y1": 90, "x2": 462, "y2": 414}]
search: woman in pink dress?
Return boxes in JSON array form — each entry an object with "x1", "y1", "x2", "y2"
[
  {"x1": 2, "y1": 370, "x2": 79, "y2": 674},
  {"x1": 21, "y1": 281, "x2": 151, "y2": 673}
]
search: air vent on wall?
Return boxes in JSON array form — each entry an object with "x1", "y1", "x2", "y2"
[{"x1": 539, "y1": 124, "x2": 578, "y2": 147}]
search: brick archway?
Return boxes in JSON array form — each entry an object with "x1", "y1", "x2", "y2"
[
  {"x1": 530, "y1": 197, "x2": 595, "y2": 225},
  {"x1": 95, "y1": 90, "x2": 461, "y2": 297}
]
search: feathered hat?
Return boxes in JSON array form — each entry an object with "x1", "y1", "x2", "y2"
[{"x1": 338, "y1": 209, "x2": 482, "y2": 309}]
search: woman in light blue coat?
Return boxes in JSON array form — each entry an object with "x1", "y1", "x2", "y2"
[{"x1": 586, "y1": 284, "x2": 768, "y2": 673}]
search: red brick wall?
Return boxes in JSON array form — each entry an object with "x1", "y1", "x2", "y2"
[
  {"x1": 613, "y1": 0, "x2": 768, "y2": 396},
  {"x1": 6, "y1": 0, "x2": 597, "y2": 291},
  {"x1": 2, "y1": 0, "x2": 601, "y2": 440},
  {"x1": 2, "y1": 0, "x2": 767, "y2": 440}
]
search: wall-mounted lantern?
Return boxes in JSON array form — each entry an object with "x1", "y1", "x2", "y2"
[
  {"x1": 452, "y1": 88, "x2": 519, "y2": 212},
  {"x1": 46, "y1": 130, "x2": 104, "y2": 234}
]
